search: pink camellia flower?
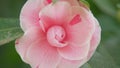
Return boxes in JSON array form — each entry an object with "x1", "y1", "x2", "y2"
[{"x1": 15, "y1": 0, "x2": 101, "y2": 68}]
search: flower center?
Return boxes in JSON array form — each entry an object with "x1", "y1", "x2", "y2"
[{"x1": 47, "y1": 25, "x2": 67, "y2": 47}]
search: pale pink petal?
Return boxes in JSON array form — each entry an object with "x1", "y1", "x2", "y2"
[
  {"x1": 57, "y1": 42, "x2": 90, "y2": 60},
  {"x1": 57, "y1": 58, "x2": 87, "y2": 68},
  {"x1": 20, "y1": 0, "x2": 49, "y2": 31},
  {"x1": 39, "y1": 1, "x2": 72, "y2": 29},
  {"x1": 87, "y1": 18, "x2": 101, "y2": 59},
  {"x1": 60, "y1": 0, "x2": 79, "y2": 6},
  {"x1": 47, "y1": 26, "x2": 67, "y2": 47},
  {"x1": 64, "y1": 6, "x2": 95, "y2": 47},
  {"x1": 39, "y1": 15, "x2": 56, "y2": 32},
  {"x1": 26, "y1": 40, "x2": 61, "y2": 68},
  {"x1": 15, "y1": 27, "x2": 45, "y2": 63}
]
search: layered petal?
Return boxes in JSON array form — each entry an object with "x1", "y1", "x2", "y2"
[
  {"x1": 26, "y1": 40, "x2": 61, "y2": 68},
  {"x1": 15, "y1": 27, "x2": 45, "y2": 62},
  {"x1": 20, "y1": 0, "x2": 49, "y2": 31},
  {"x1": 60, "y1": 0, "x2": 79, "y2": 6},
  {"x1": 57, "y1": 42, "x2": 90, "y2": 60},
  {"x1": 57, "y1": 58, "x2": 87, "y2": 68},
  {"x1": 18, "y1": 0, "x2": 101, "y2": 68},
  {"x1": 64, "y1": 6, "x2": 95, "y2": 47},
  {"x1": 39, "y1": 1, "x2": 72, "y2": 31},
  {"x1": 87, "y1": 18, "x2": 101, "y2": 59}
]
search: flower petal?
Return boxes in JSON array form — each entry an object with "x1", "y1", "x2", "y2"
[
  {"x1": 57, "y1": 58, "x2": 87, "y2": 68},
  {"x1": 87, "y1": 18, "x2": 101, "y2": 59},
  {"x1": 39, "y1": 1, "x2": 72, "y2": 30},
  {"x1": 20, "y1": 0, "x2": 48, "y2": 31},
  {"x1": 65, "y1": 6, "x2": 95, "y2": 47},
  {"x1": 15, "y1": 27, "x2": 45, "y2": 63},
  {"x1": 60, "y1": 0, "x2": 79, "y2": 6},
  {"x1": 58, "y1": 42, "x2": 90, "y2": 60},
  {"x1": 26, "y1": 40, "x2": 61, "y2": 68}
]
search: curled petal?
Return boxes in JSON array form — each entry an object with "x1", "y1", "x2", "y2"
[
  {"x1": 47, "y1": 26, "x2": 67, "y2": 47},
  {"x1": 57, "y1": 42, "x2": 90, "y2": 60}
]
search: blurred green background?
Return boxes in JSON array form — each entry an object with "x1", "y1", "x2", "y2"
[{"x1": 0, "y1": 0, "x2": 120, "y2": 68}]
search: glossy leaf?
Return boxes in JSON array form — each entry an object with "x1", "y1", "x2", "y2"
[{"x1": 0, "y1": 18, "x2": 23, "y2": 45}]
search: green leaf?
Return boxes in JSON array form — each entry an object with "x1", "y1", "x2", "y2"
[
  {"x1": 80, "y1": 0, "x2": 90, "y2": 8},
  {"x1": 52, "y1": 0, "x2": 58, "y2": 4},
  {"x1": 93, "y1": 0, "x2": 117, "y2": 17},
  {"x1": 0, "y1": 18, "x2": 23, "y2": 46}
]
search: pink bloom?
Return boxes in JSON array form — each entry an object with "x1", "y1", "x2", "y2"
[{"x1": 15, "y1": 0, "x2": 101, "y2": 68}]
